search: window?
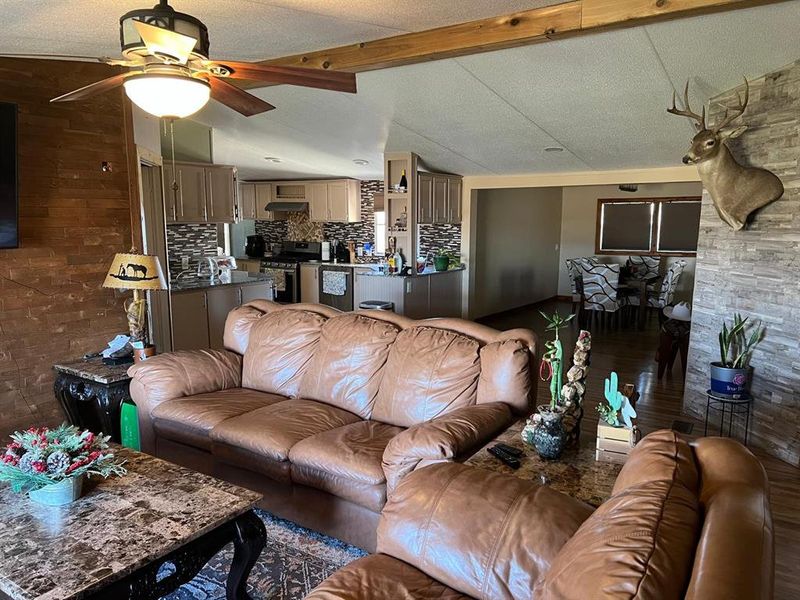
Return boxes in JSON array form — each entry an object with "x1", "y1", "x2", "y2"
[
  {"x1": 596, "y1": 197, "x2": 701, "y2": 256},
  {"x1": 374, "y1": 210, "x2": 386, "y2": 255}
]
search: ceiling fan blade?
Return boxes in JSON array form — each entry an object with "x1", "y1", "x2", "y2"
[
  {"x1": 133, "y1": 20, "x2": 197, "y2": 64},
  {"x1": 51, "y1": 72, "x2": 131, "y2": 103},
  {"x1": 209, "y1": 61, "x2": 357, "y2": 93},
  {"x1": 208, "y1": 77, "x2": 275, "y2": 116}
]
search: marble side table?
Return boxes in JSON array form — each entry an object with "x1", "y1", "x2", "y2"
[
  {"x1": 53, "y1": 358, "x2": 133, "y2": 443},
  {"x1": 465, "y1": 420, "x2": 623, "y2": 507}
]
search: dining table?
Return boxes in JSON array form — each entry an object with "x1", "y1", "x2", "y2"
[{"x1": 619, "y1": 272, "x2": 660, "y2": 329}]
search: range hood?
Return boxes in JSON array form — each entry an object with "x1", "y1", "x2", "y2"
[{"x1": 266, "y1": 201, "x2": 308, "y2": 212}]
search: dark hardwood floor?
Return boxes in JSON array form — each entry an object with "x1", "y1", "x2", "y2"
[{"x1": 479, "y1": 299, "x2": 800, "y2": 600}]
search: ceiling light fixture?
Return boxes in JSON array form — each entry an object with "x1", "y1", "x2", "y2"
[
  {"x1": 264, "y1": 157, "x2": 282, "y2": 163},
  {"x1": 352, "y1": 159, "x2": 370, "y2": 166},
  {"x1": 544, "y1": 146, "x2": 564, "y2": 153},
  {"x1": 123, "y1": 73, "x2": 210, "y2": 118}
]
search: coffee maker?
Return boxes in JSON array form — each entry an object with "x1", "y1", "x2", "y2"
[{"x1": 245, "y1": 235, "x2": 266, "y2": 258}]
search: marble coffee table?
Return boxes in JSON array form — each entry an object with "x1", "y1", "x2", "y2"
[
  {"x1": 0, "y1": 448, "x2": 265, "y2": 600},
  {"x1": 466, "y1": 420, "x2": 622, "y2": 506}
]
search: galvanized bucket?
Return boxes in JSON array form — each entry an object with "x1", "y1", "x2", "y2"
[{"x1": 29, "y1": 476, "x2": 83, "y2": 506}]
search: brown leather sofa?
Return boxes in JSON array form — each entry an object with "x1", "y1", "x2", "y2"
[
  {"x1": 307, "y1": 430, "x2": 773, "y2": 600},
  {"x1": 128, "y1": 301, "x2": 537, "y2": 551}
]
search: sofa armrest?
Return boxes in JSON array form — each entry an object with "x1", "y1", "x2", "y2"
[
  {"x1": 382, "y1": 402, "x2": 512, "y2": 495},
  {"x1": 128, "y1": 349, "x2": 242, "y2": 454}
]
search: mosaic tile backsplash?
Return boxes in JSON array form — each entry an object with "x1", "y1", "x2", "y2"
[
  {"x1": 419, "y1": 222, "x2": 462, "y2": 259},
  {"x1": 166, "y1": 223, "x2": 219, "y2": 276}
]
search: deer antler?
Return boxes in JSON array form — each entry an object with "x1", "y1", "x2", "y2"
[
  {"x1": 712, "y1": 77, "x2": 750, "y2": 133},
  {"x1": 667, "y1": 81, "x2": 706, "y2": 130}
]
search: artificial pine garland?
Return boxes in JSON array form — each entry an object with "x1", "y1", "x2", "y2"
[{"x1": 0, "y1": 423, "x2": 126, "y2": 493}]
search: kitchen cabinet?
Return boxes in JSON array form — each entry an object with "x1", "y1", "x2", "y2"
[
  {"x1": 416, "y1": 172, "x2": 462, "y2": 225},
  {"x1": 432, "y1": 176, "x2": 448, "y2": 224},
  {"x1": 240, "y1": 282, "x2": 272, "y2": 304},
  {"x1": 207, "y1": 167, "x2": 236, "y2": 222},
  {"x1": 447, "y1": 178, "x2": 462, "y2": 224},
  {"x1": 171, "y1": 282, "x2": 274, "y2": 350},
  {"x1": 417, "y1": 173, "x2": 433, "y2": 225},
  {"x1": 207, "y1": 286, "x2": 241, "y2": 349},
  {"x1": 171, "y1": 290, "x2": 210, "y2": 351},
  {"x1": 238, "y1": 182, "x2": 257, "y2": 220},
  {"x1": 164, "y1": 162, "x2": 237, "y2": 224},
  {"x1": 254, "y1": 183, "x2": 274, "y2": 220},
  {"x1": 300, "y1": 263, "x2": 320, "y2": 304},
  {"x1": 308, "y1": 180, "x2": 360, "y2": 223}
]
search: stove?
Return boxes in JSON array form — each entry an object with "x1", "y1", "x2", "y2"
[{"x1": 261, "y1": 241, "x2": 322, "y2": 303}]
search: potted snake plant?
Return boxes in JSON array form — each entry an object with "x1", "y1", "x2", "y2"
[{"x1": 711, "y1": 313, "x2": 765, "y2": 398}]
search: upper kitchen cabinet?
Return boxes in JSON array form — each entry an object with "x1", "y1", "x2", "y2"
[
  {"x1": 164, "y1": 161, "x2": 237, "y2": 224},
  {"x1": 308, "y1": 179, "x2": 360, "y2": 223},
  {"x1": 238, "y1": 182, "x2": 257, "y2": 220},
  {"x1": 417, "y1": 171, "x2": 462, "y2": 225},
  {"x1": 206, "y1": 167, "x2": 236, "y2": 223},
  {"x1": 254, "y1": 183, "x2": 275, "y2": 220}
]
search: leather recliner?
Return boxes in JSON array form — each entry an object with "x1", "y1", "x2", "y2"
[
  {"x1": 307, "y1": 430, "x2": 774, "y2": 600},
  {"x1": 129, "y1": 300, "x2": 538, "y2": 551}
]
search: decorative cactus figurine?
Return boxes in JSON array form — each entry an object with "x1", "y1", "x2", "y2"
[
  {"x1": 538, "y1": 311, "x2": 575, "y2": 409},
  {"x1": 598, "y1": 371, "x2": 637, "y2": 428}
]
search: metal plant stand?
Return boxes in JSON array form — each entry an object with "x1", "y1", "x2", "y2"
[{"x1": 704, "y1": 389, "x2": 753, "y2": 446}]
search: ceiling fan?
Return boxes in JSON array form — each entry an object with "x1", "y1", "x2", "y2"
[{"x1": 49, "y1": 0, "x2": 357, "y2": 119}]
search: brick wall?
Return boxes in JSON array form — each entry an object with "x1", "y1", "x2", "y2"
[
  {"x1": 0, "y1": 58, "x2": 133, "y2": 437},
  {"x1": 684, "y1": 60, "x2": 800, "y2": 465}
]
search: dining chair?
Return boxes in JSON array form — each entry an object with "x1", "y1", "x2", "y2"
[
  {"x1": 626, "y1": 255, "x2": 660, "y2": 277},
  {"x1": 565, "y1": 258, "x2": 585, "y2": 316},
  {"x1": 627, "y1": 259, "x2": 687, "y2": 311},
  {"x1": 580, "y1": 262, "x2": 623, "y2": 328}
]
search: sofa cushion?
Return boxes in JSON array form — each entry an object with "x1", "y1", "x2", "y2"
[
  {"x1": 151, "y1": 388, "x2": 285, "y2": 451},
  {"x1": 290, "y1": 421, "x2": 403, "y2": 485},
  {"x1": 305, "y1": 554, "x2": 472, "y2": 600},
  {"x1": 209, "y1": 399, "x2": 361, "y2": 482},
  {"x1": 371, "y1": 326, "x2": 481, "y2": 427},
  {"x1": 299, "y1": 314, "x2": 399, "y2": 418},
  {"x1": 534, "y1": 433, "x2": 701, "y2": 600},
  {"x1": 242, "y1": 309, "x2": 326, "y2": 397},
  {"x1": 476, "y1": 339, "x2": 533, "y2": 416}
]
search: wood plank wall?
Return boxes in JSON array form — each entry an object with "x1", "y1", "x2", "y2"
[{"x1": 0, "y1": 58, "x2": 134, "y2": 436}]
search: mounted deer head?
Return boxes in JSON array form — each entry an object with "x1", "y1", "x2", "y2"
[{"x1": 668, "y1": 79, "x2": 783, "y2": 231}]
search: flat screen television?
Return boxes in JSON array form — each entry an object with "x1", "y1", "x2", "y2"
[{"x1": 0, "y1": 102, "x2": 18, "y2": 249}]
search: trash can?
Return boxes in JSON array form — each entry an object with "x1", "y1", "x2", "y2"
[{"x1": 359, "y1": 300, "x2": 394, "y2": 311}]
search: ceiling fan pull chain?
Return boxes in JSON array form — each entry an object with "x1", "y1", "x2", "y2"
[{"x1": 169, "y1": 118, "x2": 178, "y2": 193}]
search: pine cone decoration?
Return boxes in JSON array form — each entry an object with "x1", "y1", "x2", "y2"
[
  {"x1": 47, "y1": 450, "x2": 71, "y2": 475},
  {"x1": 17, "y1": 452, "x2": 36, "y2": 473}
]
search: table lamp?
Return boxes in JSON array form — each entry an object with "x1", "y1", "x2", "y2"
[{"x1": 103, "y1": 252, "x2": 167, "y2": 357}]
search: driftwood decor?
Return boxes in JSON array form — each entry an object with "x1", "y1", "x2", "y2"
[{"x1": 667, "y1": 79, "x2": 783, "y2": 231}]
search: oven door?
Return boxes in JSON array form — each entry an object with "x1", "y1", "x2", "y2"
[{"x1": 262, "y1": 265, "x2": 299, "y2": 303}]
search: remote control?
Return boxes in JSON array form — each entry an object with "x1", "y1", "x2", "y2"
[
  {"x1": 488, "y1": 445, "x2": 520, "y2": 469},
  {"x1": 494, "y1": 443, "x2": 523, "y2": 457}
]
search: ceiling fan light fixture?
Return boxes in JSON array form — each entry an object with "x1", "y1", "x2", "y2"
[{"x1": 123, "y1": 73, "x2": 210, "y2": 118}]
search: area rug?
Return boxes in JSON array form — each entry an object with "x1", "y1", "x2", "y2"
[{"x1": 164, "y1": 510, "x2": 366, "y2": 599}]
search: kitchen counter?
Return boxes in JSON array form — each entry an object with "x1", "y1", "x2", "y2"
[
  {"x1": 356, "y1": 265, "x2": 466, "y2": 278},
  {"x1": 170, "y1": 271, "x2": 273, "y2": 292}
]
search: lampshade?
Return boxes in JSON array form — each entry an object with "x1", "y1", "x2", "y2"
[
  {"x1": 123, "y1": 74, "x2": 210, "y2": 119},
  {"x1": 103, "y1": 253, "x2": 167, "y2": 291}
]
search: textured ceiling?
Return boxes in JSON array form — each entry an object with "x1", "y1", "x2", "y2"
[{"x1": 1, "y1": 1, "x2": 798, "y2": 178}]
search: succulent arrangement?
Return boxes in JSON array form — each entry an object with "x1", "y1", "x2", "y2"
[
  {"x1": 0, "y1": 424, "x2": 126, "y2": 493},
  {"x1": 718, "y1": 313, "x2": 765, "y2": 369},
  {"x1": 597, "y1": 371, "x2": 637, "y2": 428}
]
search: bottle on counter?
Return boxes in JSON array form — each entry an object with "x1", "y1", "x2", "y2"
[
  {"x1": 387, "y1": 254, "x2": 396, "y2": 274},
  {"x1": 394, "y1": 250, "x2": 404, "y2": 274}
]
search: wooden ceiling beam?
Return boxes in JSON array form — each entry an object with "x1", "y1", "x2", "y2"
[{"x1": 253, "y1": 0, "x2": 787, "y2": 75}]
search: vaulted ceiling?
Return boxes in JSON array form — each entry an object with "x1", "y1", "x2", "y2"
[{"x1": 2, "y1": 1, "x2": 799, "y2": 179}]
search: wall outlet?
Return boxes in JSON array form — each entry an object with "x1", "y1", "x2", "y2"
[{"x1": 181, "y1": 256, "x2": 190, "y2": 270}]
